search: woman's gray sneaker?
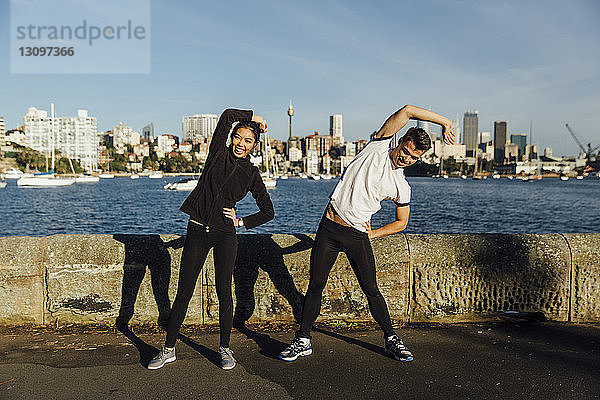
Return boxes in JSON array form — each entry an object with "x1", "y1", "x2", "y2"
[
  {"x1": 148, "y1": 346, "x2": 176, "y2": 370},
  {"x1": 279, "y1": 337, "x2": 312, "y2": 361},
  {"x1": 385, "y1": 334, "x2": 413, "y2": 362},
  {"x1": 219, "y1": 346, "x2": 236, "y2": 370}
]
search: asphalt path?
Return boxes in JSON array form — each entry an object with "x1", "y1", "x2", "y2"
[{"x1": 1, "y1": 322, "x2": 599, "y2": 399}]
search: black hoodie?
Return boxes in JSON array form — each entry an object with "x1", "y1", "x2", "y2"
[{"x1": 179, "y1": 109, "x2": 274, "y2": 233}]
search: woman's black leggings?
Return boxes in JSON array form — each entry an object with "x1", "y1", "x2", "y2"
[
  {"x1": 298, "y1": 216, "x2": 395, "y2": 339},
  {"x1": 166, "y1": 221, "x2": 237, "y2": 348}
]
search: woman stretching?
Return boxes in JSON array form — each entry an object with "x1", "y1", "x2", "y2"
[{"x1": 149, "y1": 109, "x2": 274, "y2": 370}]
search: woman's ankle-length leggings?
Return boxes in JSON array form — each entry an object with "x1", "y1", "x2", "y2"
[
  {"x1": 166, "y1": 221, "x2": 237, "y2": 348},
  {"x1": 298, "y1": 216, "x2": 395, "y2": 338}
]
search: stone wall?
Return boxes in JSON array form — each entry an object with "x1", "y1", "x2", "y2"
[{"x1": 0, "y1": 233, "x2": 598, "y2": 325}]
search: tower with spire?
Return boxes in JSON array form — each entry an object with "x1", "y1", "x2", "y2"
[{"x1": 287, "y1": 99, "x2": 294, "y2": 139}]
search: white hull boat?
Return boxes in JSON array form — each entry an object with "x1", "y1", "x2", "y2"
[
  {"x1": 263, "y1": 177, "x2": 277, "y2": 188},
  {"x1": 164, "y1": 178, "x2": 198, "y2": 191},
  {"x1": 75, "y1": 175, "x2": 100, "y2": 183},
  {"x1": 17, "y1": 176, "x2": 75, "y2": 187}
]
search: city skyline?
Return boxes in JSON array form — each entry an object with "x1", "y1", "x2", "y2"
[{"x1": 1, "y1": 0, "x2": 599, "y2": 157}]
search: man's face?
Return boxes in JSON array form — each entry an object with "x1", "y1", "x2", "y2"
[{"x1": 389, "y1": 138, "x2": 424, "y2": 169}]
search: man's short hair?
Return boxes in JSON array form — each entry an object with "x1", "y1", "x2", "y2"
[{"x1": 403, "y1": 127, "x2": 431, "y2": 151}]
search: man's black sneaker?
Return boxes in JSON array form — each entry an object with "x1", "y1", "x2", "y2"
[
  {"x1": 279, "y1": 336, "x2": 312, "y2": 361},
  {"x1": 385, "y1": 334, "x2": 413, "y2": 362}
]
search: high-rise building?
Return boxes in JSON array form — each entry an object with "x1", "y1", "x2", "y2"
[
  {"x1": 494, "y1": 121, "x2": 507, "y2": 163},
  {"x1": 510, "y1": 134, "x2": 527, "y2": 160},
  {"x1": 182, "y1": 114, "x2": 218, "y2": 142},
  {"x1": 0, "y1": 117, "x2": 6, "y2": 146},
  {"x1": 318, "y1": 134, "x2": 333, "y2": 157},
  {"x1": 330, "y1": 114, "x2": 343, "y2": 146},
  {"x1": 24, "y1": 107, "x2": 98, "y2": 172},
  {"x1": 505, "y1": 143, "x2": 519, "y2": 163},
  {"x1": 463, "y1": 111, "x2": 478, "y2": 157},
  {"x1": 142, "y1": 123, "x2": 154, "y2": 142}
]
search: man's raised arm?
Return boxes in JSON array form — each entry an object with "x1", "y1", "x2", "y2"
[{"x1": 374, "y1": 105, "x2": 455, "y2": 144}]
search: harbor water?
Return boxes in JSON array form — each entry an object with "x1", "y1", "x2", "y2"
[{"x1": 0, "y1": 176, "x2": 598, "y2": 237}]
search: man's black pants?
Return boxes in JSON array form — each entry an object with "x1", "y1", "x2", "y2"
[{"x1": 298, "y1": 216, "x2": 395, "y2": 339}]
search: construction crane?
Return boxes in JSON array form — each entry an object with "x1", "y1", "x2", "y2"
[{"x1": 565, "y1": 124, "x2": 600, "y2": 164}]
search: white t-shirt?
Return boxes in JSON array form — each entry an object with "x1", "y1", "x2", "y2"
[{"x1": 330, "y1": 137, "x2": 411, "y2": 232}]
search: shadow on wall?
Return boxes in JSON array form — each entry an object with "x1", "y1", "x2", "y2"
[
  {"x1": 113, "y1": 234, "x2": 184, "y2": 328},
  {"x1": 410, "y1": 233, "x2": 568, "y2": 319},
  {"x1": 233, "y1": 234, "x2": 314, "y2": 326}
]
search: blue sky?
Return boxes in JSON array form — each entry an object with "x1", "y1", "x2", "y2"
[{"x1": 1, "y1": 0, "x2": 599, "y2": 156}]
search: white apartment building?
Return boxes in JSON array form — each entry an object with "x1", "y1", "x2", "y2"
[
  {"x1": 157, "y1": 134, "x2": 177, "y2": 159},
  {"x1": 183, "y1": 114, "x2": 219, "y2": 142},
  {"x1": 305, "y1": 149, "x2": 319, "y2": 175},
  {"x1": 133, "y1": 143, "x2": 150, "y2": 158},
  {"x1": 5, "y1": 130, "x2": 26, "y2": 146},
  {"x1": 344, "y1": 141, "x2": 356, "y2": 158},
  {"x1": 24, "y1": 107, "x2": 99, "y2": 172},
  {"x1": 112, "y1": 123, "x2": 141, "y2": 153},
  {"x1": 0, "y1": 117, "x2": 5, "y2": 146},
  {"x1": 330, "y1": 114, "x2": 344, "y2": 147},
  {"x1": 288, "y1": 146, "x2": 302, "y2": 163}
]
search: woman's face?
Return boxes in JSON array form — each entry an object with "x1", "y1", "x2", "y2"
[{"x1": 231, "y1": 127, "x2": 257, "y2": 158}]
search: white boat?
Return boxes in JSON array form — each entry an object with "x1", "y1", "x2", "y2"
[
  {"x1": 263, "y1": 177, "x2": 277, "y2": 188},
  {"x1": 75, "y1": 175, "x2": 100, "y2": 183},
  {"x1": 308, "y1": 175, "x2": 321, "y2": 180},
  {"x1": 130, "y1": 174, "x2": 140, "y2": 179},
  {"x1": 460, "y1": 175, "x2": 467, "y2": 179},
  {"x1": 17, "y1": 175, "x2": 75, "y2": 187},
  {"x1": 320, "y1": 174, "x2": 333, "y2": 180},
  {"x1": 261, "y1": 131, "x2": 277, "y2": 188},
  {"x1": 442, "y1": 174, "x2": 449, "y2": 179},
  {"x1": 0, "y1": 181, "x2": 6, "y2": 188},
  {"x1": 148, "y1": 171, "x2": 164, "y2": 179},
  {"x1": 300, "y1": 173, "x2": 308, "y2": 179},
  {"x1": 507, "y1": 176, "x2": 514, "y2": 180},
  {"x1": 279, "y1": 174, "x2": 289, "y2": 180},
  {"x1": 560, "y1": 176, "x2": 569, "y2": 181},
  {"x1": 576, "y1": 175, "x2": 584, "y2": 180},
  {"x1": 99, "y1": 173, "x2": 115, "y2": 179},
  {"x1": 16, "y1": 104, "x2": 76, "y2": 188},
  {"x1": 2, "y1": 168, "x2": 25, "y2": 179},
  {"x1": 164, "y1": 178, "x2": 198, "y2": 191},
  {"x1": 492, "y1": 174, "x2": 501, "y2": 179}
]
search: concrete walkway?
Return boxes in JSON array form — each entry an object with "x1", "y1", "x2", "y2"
[{"x1": 1, "y1": 322, "x2": 599, "y2": 399}]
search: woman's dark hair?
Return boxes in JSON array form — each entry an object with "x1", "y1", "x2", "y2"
[
  {"x1": 403, "y1": 126, "x2": 432, "y2": 151},
  {"x1": 231, "y1": 121, "x2": 262, "y2": 144}
]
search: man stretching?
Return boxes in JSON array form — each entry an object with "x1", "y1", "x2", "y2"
[{"x1": 280, "y1": 104, "x2": 454, "y2": 362}]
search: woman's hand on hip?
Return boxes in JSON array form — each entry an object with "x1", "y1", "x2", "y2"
[{"x1": 223, "y1": 207, "x2": 238, "y2": 225}]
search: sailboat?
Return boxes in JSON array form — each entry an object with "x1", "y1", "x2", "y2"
[
  {"x1": 262, "y1": 131, "x2": 277, "y2": 188},
  {"x1": 17, "y1": 103, "x2": 75, "y2": 187}
]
